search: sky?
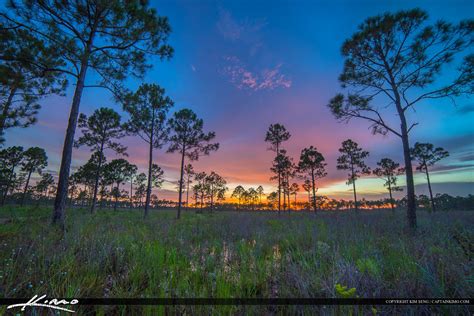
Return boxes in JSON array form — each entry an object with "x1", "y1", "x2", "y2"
[{"x1": 5, "y1": 0, "x2": 474, "y2": 201}]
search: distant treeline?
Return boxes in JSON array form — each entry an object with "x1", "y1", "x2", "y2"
[{"x1": 2, "y1": 182, "x2": 472, "y2": 213}]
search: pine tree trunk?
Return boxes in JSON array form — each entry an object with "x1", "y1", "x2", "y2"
[
  {"x1": 390, "y1": 80, "x2": 417, "y2": 230},
  {"x1": 210, "y1": 189, "x2": 214, "y2": 210},
  {"x1": 177, "y1": 145, "x2": 186, "y2": 219},
  {"x1": 144, "y1": 138, "x2": 153, "y2": 218},
  {"x1": 90, "y1": 144, "x2": 104, "y2": 214},
  {"x1": 425, "y1": 168, "x2": 436, "y2": 212},
  {"x1": 287, "y1": 177, "x2": 290, "y2": 214},
  {"x1": 282, "y1": 189, "x2": 285, "y2": 210},
  {"x1": 352, "y1": 179, "x2": 358, "y2": 212},
  {"x1": 400, "y1": 121, "x2": 417, "y2": 230},
  {"x1": 350, "y1": 161, "x2": 358, "y2": 212},
  {"x1": 278, "y1": 174, "x2": 281, "y2": 214},
  {"x1": 277, "y1": 143, "x2": 281, "y2": 214},
  {"x1": 311, "y1": 169, "x2": 317, "y2": 213},
  {"x1": 114, "y1": 183, "x2": 119, "y2": 211},
  {"x1": 21, "y1": 169, "x2": 32, "y2": 206},
  {"x1": 52, "y1": 47, "x2": 92, "y2": 229},
  {"x1": 186, "y1": 175, "x2": 190, "y2": 211},
  {"x1": 388, "y1": 180, "x2": 395, "y2": 212},
  {"x1": 130, "y1": 180, "x2": 133, "y2": 209},
  {"x1": 144, "y1": 108, "x2": 156, "y2": 218}
]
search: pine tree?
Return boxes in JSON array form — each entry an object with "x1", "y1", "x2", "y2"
[
  {"x1": 3, "y1": 0, "x2": 174, "y2": 226},
  {"x1": 336, "y1": 139, "x2": 370, "y2": 211},
  {"x1": 75, "y1": 107, "x2": 126, "y2": 213},
  {"x1": 265, "y1": 123, "x2": 290, "y2": 213},
  {"x1": 123, "y1": 83, "x2": 173, "y2": 217},
  {"x1": 20, "y1": 146, "x2": 47, "y2": 205},
  {"x1": 167, "y1": 109, "x2": 219, "y2": 219},
  {"x1": 328, "y1": 9, "x2": 473, "y2": 229},
  {"x1": 411, "y1": 143, "x2": 449, "y2": 212},
  {"x1": 297, "y1": 146, "x2": 327, "y2": 212}
]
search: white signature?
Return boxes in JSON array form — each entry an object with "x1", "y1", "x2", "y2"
[{"x1": 7, "y1": 294, "x2": 79, "y2": 313}]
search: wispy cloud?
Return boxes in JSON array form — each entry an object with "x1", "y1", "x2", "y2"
[
  {"x1": 216, "y1": 8, "x2": 290, "y2": 91},
  {"x1": 216, "y1": 8, "x2": 242, "y2": 40},
  {"x1": 457, "y1": 152, "x2": 474, "y2": 162},
  {"x1": 221, "y1": 56, "x2": 292, "y2": 91},
  {"x1": 430, "y1": 163, "x2": 474, "y2": 173},
  {"x1": 259, "y1": 64, "x2": 292, "y2": 89}
]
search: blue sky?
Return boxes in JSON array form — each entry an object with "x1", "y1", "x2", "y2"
[{"x1": 6, "y1": 0, "x2": 474, "y2": 200}]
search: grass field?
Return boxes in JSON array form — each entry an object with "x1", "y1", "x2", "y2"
[{"x1": 0, "y1": 206, "x2": 472, "y2": 315}]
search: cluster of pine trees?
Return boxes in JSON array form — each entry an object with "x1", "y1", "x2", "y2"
[
  {"x1": 1, "y1": 4, "x2": 472, "y2": 231},
  {"x1": 262, "y1": 122, "x2": 451, "y2": 214},
  {"x1": 0, "y1": 146, "x2": 50, "y2": 206},
  {"x1": 0, "y1": 1, "x2": 220, "y2": 225}
]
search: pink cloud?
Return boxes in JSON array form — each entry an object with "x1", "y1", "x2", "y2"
[
  {"x1": 221, "y1": 56, "x2": 292, "y2": 91},
  {"x1": 259, "y1": 64, "x2": 292, "y2": 90}
]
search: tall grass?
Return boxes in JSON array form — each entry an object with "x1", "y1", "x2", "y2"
[{"x1": 0, "y1": 206, "x2": 472, "y2": 315}]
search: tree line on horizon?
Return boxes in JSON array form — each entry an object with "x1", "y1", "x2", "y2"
[
  {"x1": 0, "y1": 145, "x2": 472, "y2": 213},
  {"x1": 0, "y1": 136, "x2": 458, "y2": 216},
  {"x1": 1, "y1": 3, "x2": 472, "y2": 230}
]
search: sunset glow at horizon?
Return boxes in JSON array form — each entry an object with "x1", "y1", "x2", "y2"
[{"x1": 5, "y1": 0, "x2": 474, "y2": 202}]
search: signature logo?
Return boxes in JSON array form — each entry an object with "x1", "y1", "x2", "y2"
[{"x1": 7, "y1": 294, "x2": 79, "y2": 313}]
